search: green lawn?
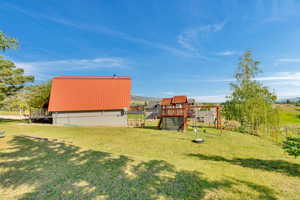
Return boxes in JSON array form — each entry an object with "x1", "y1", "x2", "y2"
[
  {"x1": 0, "y1": 110, "x2": 20, "y2": 115},
  {"x1": 128, "y1": 113, "x2": 144, "y2": 119},
  {"x1": 0, "y1": 121, "x2": 300, "y2": 199},
  {"x1": 278, "y1": 105, "x2": 300, "y2": 126}
]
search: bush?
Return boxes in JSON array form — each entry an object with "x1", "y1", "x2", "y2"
[{"x1": 282, "y1": 136, "x2": 300, "y2": 158}]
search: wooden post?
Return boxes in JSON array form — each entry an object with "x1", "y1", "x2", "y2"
[
  {"x1": 158, "y1": 106, "x2": 164, "y2": 129},
  {"x1": 216, "y1": 106, "x2": 221, "y2": 129},
  {"x1": 142, "y1": 107, "x2": 146, "y2": 128},
  {"x1": 28, "y1": 107, "x2": 32, "y2": 124},
  {"x1": 183, "y1": 105, "x2": 188, "y2": 132},
  {"x1": 216, "y1": 106, "x2": 220, "y2": 129}
]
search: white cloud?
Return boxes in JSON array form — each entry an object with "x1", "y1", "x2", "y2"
[
  {"x1": 267, "y1": 80, "x2": 300, "y2": 86},
  {"x1": 6, "y1": 3, "x2": 190, "y2": 57},
  {"x1": 276, "y1": 58, "x2": 300, "y2": 63},
  {"x1": 246, "y1": 72, "x2": 300, "y2": 98},
  {"x1": 274, "y1": 87, "x2": 300, "y2": 99},
  {"x1": 255, "y1": 72, "x2": 300, "y2": 81},
  {"x1": 177, "y1": 22, "x2": 226, "y2": 53},
  {"x1": 175, "y1": 72, "x2": 300, "y2": 101},
  {"x1": 184, "y1": 72, "x2": 300, "y2": 83},
  {"x1": 14, "y1": 57, "x2": 127, "y2": 81},
  {"x1": 163, "y1": 72, "x2": 300, "y2": 102},
  {"x1": 217, "y1": 50, "x2": 237, "y2": 56},
  {"x1": 14, "y1": 62, "x2": 36, "y2": 74},
  {"x1": 192, "y1": 90, "x2": 300, "y2": 102},
  {"x1": 177, "y1": 33, "x2": 196, "y2": 51},
  {"x1": 176, "y1": 77, "x2": 233, "y2": 83},
  {"x1": 192, "y1": 95, "x2": 226, "y2": 103},
  {"x1": 160, "y1": 93, "x2": 226, "y2": 103},
  {"x1": 162, "y1": 91, "x2": 177, "y2": 96},
  {"x1": 161, "y1": 91, "x2": 190, "y2": 96},
  {"x1": 15, "y1": 57, "x2": 125, "y2": 70}
]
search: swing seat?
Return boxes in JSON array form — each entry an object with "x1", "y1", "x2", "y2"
[{"x1": 192, "y1": 138, "x2": 204, "y2": 143}]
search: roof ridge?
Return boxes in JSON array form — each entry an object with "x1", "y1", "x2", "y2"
[{"x1": 54, "y1": 76, "x2": 131, "y2": 80}]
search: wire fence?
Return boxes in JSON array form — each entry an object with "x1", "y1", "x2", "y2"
[{"x1": 259, "y1": 126, "x2": 300, "y2": 144}]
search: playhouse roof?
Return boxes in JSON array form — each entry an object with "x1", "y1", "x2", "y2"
[
  {"x1": 172, "y1": 96, "x2": 188, "y2": 104},
  {"x1": 160, "y1": 96, "x2": 188, "y2": 106},
  {"x1": 160, "y1": 98, "x2": 172, "y2": 106},
  {"x1": 48, "y1": 76, "x2": 131, "y2": 112}
]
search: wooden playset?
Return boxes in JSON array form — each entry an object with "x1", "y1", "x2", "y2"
[{"x1": 158, "y1": 96, "x2": 221, "y2": 131}]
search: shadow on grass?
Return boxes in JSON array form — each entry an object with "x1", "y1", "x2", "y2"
[
  {"x1": 188, "y1": 153, "x2": 300, "y2": 178},
  {"x1": 140, "y1": 125, "x2": 159, "y2": 130},
  {"x1": 0, "y1": 136, "x2": 278, "y2": 200},
  {"x1": 229, "y1": 178, "x2": 277, "y2": 200}
]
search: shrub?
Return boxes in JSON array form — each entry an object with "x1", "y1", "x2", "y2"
[{"x1": 282, "y1": 136, "x2": 300, "y2": 158}]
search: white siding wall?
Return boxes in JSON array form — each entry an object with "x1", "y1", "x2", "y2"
[{"x1": 52, "y1": 110, "x2": 127, "y2": 126}]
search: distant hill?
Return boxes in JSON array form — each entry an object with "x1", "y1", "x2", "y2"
[
  {"x1": 132, "y1": 95, "x2": 161, "y2": 101},
  {"x1": 131, "y1": 95, "x2": 161, "y2": 105},
  {"x1": 277, "y1": 97, "x2": 300, "y2": 103}
]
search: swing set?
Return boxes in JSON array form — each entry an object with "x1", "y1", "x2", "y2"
[{"x1": 158, "y1": 96, "x2": 222, "y2": 132}]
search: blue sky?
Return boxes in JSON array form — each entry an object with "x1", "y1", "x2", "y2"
[{"x1": 1, "y1": 0, "x2": 300, "y2": 102}]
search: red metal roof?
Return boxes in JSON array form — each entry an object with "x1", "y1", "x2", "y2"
[
  {"x1": 172, "y1": 96, "x2": 187, "y2": 104},
  {"x1": 48, "y1": 76, "x2": 131, "y2": 112},
  {"x1": 160, "y1": 98, "x2": 172, "y2": 106}
]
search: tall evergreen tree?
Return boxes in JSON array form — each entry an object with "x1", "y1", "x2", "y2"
[
  {"x1": 0, "y1": 31, "x2": 34, "y2": 104},
  {"x1": 0, "y1": 31, "x2": 18, "y2": 51},
  {"x1": 26, "y1": 81, "x2": 51, "y2": 109}
]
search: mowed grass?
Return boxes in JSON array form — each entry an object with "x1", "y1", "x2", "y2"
[
  {"x1": 127, "y1": 113, "x2": 144, "y2": 119},
  {"x1": 278, "y1": 105, "x2": 300, "y2": 126},
  {"x1": 0, "y1": 121, "x2": 300, "y2": 200},
  {"x1": 0, "y1": 111, "x2": 20, "y2": 115}
]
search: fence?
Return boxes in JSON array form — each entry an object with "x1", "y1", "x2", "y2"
[{"x1": 260, "y1": 126, "x2": 300, "y2": 144}]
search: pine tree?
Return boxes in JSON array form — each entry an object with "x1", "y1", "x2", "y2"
[{"x1": 0, "y1": 31, "x2": 34, "y2": 104}]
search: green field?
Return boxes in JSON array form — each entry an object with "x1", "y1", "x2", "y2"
[
  {"x1": 0, "y1": 120, "x2": 299, "y2": 200},
  {"x1": 278, "y1": 105, "x2": 300, "y2": 126},
  {"x1": 127, "y1": 113, "x2": 145, "y2": 119},
  {"x1": 0, "y1": 111, "x2": 20, "y2": 115}
]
